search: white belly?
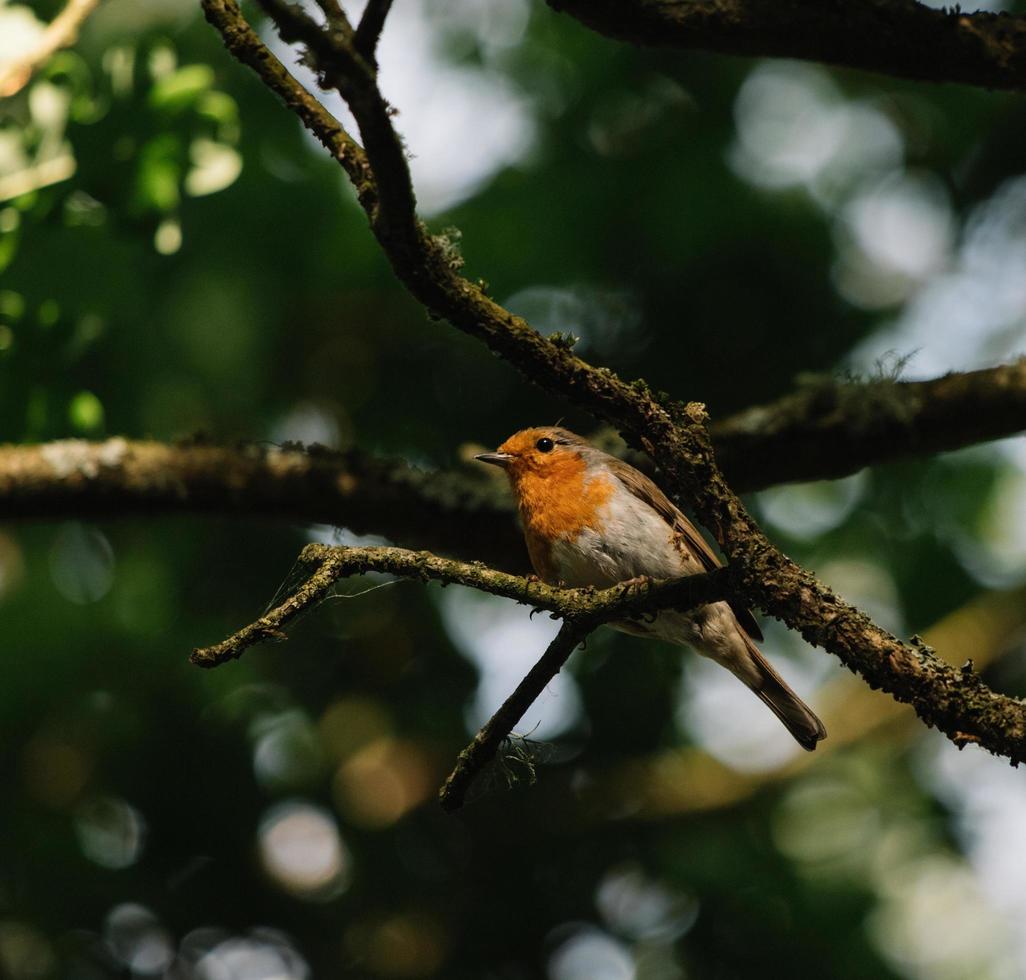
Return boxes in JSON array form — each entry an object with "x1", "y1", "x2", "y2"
[
  {"x1": 547, "y1": 486, "x2": 725, "y2": 653},
  {"x1": 548, "y1": 488, "x2": 702, "y2": 587}
]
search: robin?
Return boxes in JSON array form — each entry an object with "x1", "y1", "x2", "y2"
[{"x1": 475, "y1": 426, "x2": 826, "y2": 751}]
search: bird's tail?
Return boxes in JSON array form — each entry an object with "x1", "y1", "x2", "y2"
[{"x1": 740, "y1": 632, "x2": 826, "y2": 751}]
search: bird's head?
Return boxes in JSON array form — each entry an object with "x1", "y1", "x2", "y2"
[{"x1": 475, "y1": 427, "x2": 591, "y2": 485}]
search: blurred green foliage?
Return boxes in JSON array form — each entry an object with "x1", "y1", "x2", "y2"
[{"x1": 2, "y1": 1, "x2": 1026, "y2": 978}]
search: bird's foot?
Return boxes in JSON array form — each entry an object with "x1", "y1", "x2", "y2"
[{"x1": 618, "y1": 575, "x2": 654, "y2": 596}]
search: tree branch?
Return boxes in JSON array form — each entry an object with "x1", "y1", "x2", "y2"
[
  {"x1": 190, "y1": 541, "x2": 729, "y2": 667},
  {"x1": 546, "y1": 0, "x2": 1026, "y2": 92},
  {"x1": 0, "y1": 0, "x2": 104, "y2": 97},
  {"x1": 201, "y1": 1, "x2": 1026, "y2": 767},
  {"x1": 0, "y1": 438, "x2": 525, "y2": 569},
  {"x1": 711, "y1": 360, "x2": 1026, "y2": 490},
  {"x1": 609, "y1": 399, "x2": 1026, "y2": 768}
]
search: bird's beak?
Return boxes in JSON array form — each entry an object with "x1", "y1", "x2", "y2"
[{"x1": 474, "y1": 452, "x2": 514, "y2": 468}]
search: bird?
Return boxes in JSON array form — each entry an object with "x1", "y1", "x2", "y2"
[{"x1": 475, "y1": 426, "x2": 826, "y2": 751}]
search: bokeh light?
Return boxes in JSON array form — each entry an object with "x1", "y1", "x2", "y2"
[
  {"x1": 547, "y1": 926, "x2": 635, "y2": 980},
  {"x1": 193, "y1": 930, "x2": 310, "y2": 980},
  {"x1": 677, "y1": 650, "x2": 816, "y2": 771},
  {"x1": 0, "y1": 921, "x2": 55, "y2": 980},
  {"x1": 103, "y1": 904, "x2": 173, "y2": 976},
  {"x1": 344, "y1": 911, "x2": 448, "y2": 979},
  {"x1": 730, "y1": 61, "x2": 902, "y2": 204},
  {"x1": 332, "y1": 737, "x2": 434, "y2": 829},
  {"x1": 851, "y1": 175, "x2": 1026, "y2": 378},
  {"x1": 758, "y1": 472, "x2": 867, "y2": 541},
  {"x1": 75, "y1": 795, "x2": 147, "y2": 869},
  {"x1": 48, "y1": 522, "x2": 115, "y2": 604},
  {"x1": 595, "y1": 864, "x2": 699, "y2": 942},
  {"x1": 251, "y1": 709, "x2": 324, "y2": 792},
  {"x1": 265, "y1": 0, "x2": 535, "y2": 214},
  {"x1": 258, "y1": 800, "x2": 351, "y2": 900},
  {"x1": 835, "y1": 170, "x2": 954, "y2": 308},
  {"x1": 504, "y1": 284, "x2": 643, "y2": 358}
]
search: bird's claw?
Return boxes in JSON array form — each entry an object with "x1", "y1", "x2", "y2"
[{"x1": 619, "y1": 575, "x2": 653, "y2": 597}]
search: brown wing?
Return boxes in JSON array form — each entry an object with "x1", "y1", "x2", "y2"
[{"x1": 607, "y1": 457, "x2": 764, "y2": 642}]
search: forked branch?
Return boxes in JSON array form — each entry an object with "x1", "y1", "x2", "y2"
[{"x1": 192, "y1": 543, "x2": 726, "y2": 804}]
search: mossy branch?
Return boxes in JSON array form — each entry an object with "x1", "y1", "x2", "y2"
[
  {"x1": 712, "y1": 360, "x2": 1026, "y2": 489},
  {"x1": 190, "y1": 542, "x2": 728, "y2": 667},
  {"x1": 0, "y1": 438, "x2": 525, "y2": 569}
]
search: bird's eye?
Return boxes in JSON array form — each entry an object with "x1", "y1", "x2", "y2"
[{"x1": 536, "y1": 437, "x2": 554, "y2": 453}]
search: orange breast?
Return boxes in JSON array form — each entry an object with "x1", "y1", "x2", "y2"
[{"x1": 513, "y1": 457, "x2": 615, "y2": 582}]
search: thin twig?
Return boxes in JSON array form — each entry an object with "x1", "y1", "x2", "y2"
[
  {"x1": 191, "y1": 548, "x2": 346, "y2": 667},
  {"x1": 192, "y1": 543, "x2": 726, "y2": 807},
  {"x1": 439, "y1": 620, "x2": 590, "y2": 811},
  {"x1": 353, "y1": 0, "x2": 394, "y2": 64}
]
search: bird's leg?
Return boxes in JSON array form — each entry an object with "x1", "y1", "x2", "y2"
[
  {"x1": 521, "y1": 573, "x2": 544, "y2": 617},
  {"x1": 616, "y1": 575, "x2": 656, "y2": 626}
]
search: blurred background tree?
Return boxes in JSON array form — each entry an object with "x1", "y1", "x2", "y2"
[{"x1": 3, "y1": 0, "x2": 1026, "y2": 977}]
